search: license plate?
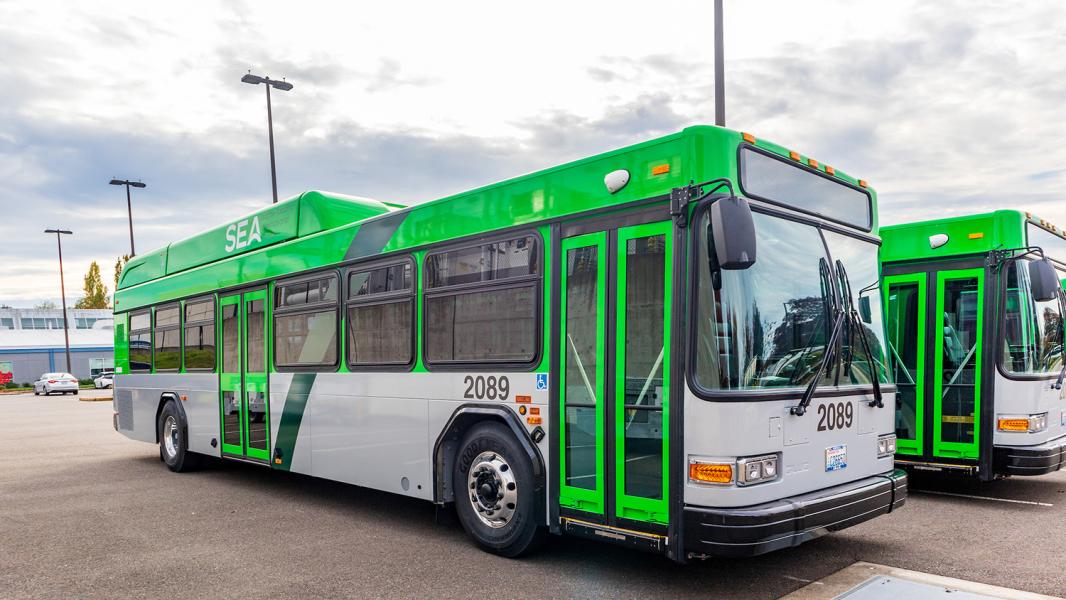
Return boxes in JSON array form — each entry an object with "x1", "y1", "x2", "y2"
[{"x1": 825, "y1": 445, "x2": 847, "y2": 472}]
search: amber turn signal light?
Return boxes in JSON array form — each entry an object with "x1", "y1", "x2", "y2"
[{"x1": 688, "y1": 462, "x2": 733, "y2": 484}]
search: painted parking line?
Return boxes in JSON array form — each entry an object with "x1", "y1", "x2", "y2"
[{"x1": 912, "y1": 489, "x2": 1053, "y2": 507}]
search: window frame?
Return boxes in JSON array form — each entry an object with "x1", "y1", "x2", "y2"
[
  {"x1": 152, "y1": 303, "x2": 182, "y2": 372},
  {"x1": 128, "y1": 308, "x2": 153, "y2": 373},
  {"x1": 421, "y1": 231, "x2": 544, "y2": 370},
  {"x1": 182, "y1": 295, "x2": 217, "y2": 373},
  {"x1": 273, "y1": 270, "x2": 341, "y2": 372},
  {"x1": 345, "y1": 256, "x2": 417, "y2": 370}
]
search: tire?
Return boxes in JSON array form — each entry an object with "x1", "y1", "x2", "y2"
[
  {"x1": 158, "y1": 400, "x2": 202, "y2": 472},
  {"x1": 33, "y1": 388, "x2": 39, "y2": 396},
  {"x1": 452, "y1": 422, "x2": 546, "y2": 558},
  {"x1": 72, "y1": 390, "x2": 79, "y2": 395}
]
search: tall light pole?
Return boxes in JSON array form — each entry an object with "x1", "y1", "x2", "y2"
[
  {"x1": 109, "y1": 179, "x2": 146, "y2": 257},
  {"x1": 714, "y1": 0, "x2": 726, "y2": 126},
  {"x1": 241, "y1": 72, "x2": 293, "y2": 204},
  {"x1": 44, "y1": 229, "x2": 73, "y2": 374}
]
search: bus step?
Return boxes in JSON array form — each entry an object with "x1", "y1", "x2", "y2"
[
  {"x1": 895, "y1": 458, "x2": 978, "y2": 476},
  {"x1": 561, "y1": 517, "x2": 666, "y2": 554}
]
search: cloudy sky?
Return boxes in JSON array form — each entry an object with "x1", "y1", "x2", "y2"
[{"x1": 2, "y1": 0, "x2": 1064, "y2": 306}]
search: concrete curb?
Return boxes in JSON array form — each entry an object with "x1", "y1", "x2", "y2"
[{"x1": 79, "y1": 395, "x2": 113, "y2": 402}]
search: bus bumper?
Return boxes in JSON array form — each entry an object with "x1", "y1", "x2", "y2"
[
  {"x1": 993, "y1": 433, "x2": 1066, "y2": 476},
  {"x1": 682, "y1": 469, "x2": 907, "y2": 558}
]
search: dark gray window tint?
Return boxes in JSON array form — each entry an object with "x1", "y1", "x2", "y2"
[
  {"x1": 277, "y1": 277, "x2": 337, "y2": 308},
  {"x1": 275, "y1": 310, "x2": 337, "y2": 366},
  {"x1": 129, "y1": 311, "x2": 151, "y2": 372},
  {"x1": 246, "y1": 299, "x2": 266, "y2": 373},
  {"x1": 740, "y1": 148, "x2": 871, "y2": 229},
  {"x1": 347, "y1": 301, "x2": 413, "y2": 364},
  {"x1": 129, "y1": 332, "x2": 152, "y2": 372},
  {"x1": 426, "y1": 237, "x2": 537, "y2": 288},
  {"x1": 349, "y1": 263, "x2": 411, "y2": 298},
  {"x1": 426, "y1": 286, "x2": 537, "y2": 363},
  {"x1": 183, "y1": 300, "x2": 215, "y2": 370},
  {"x1": 154, "y1": 328, "x2": 181, "y2": 370},
  {"x1": 222, "y1": 303, "x2": 240, "y2": 373},
  {"x1": 130, "y1": 312, "x2": 150, "y2": 332}
]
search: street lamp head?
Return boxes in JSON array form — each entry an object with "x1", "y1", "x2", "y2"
[
  {"x1": 241, "y1": 73, "x2": 266, "y2": 85},
  {"x1": 270, "y1": 79, "x2": 293, "y2": 91},
  {"x1": 109, "y1": 179, "x2": 124, "y2": 186},
  {"x1": 129, "y1": 181, "x2": 146, "y2": 188},
  {"x1": 110, "y1": 179, "x2": 147, "y2": 188},
  {"x1": 44, "y1": 229, "x2": 73, "y2": 235}
]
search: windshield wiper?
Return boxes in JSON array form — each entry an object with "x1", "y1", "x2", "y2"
[
  {"x1": 790, "y1": 310, "x2": 845, "y2": 416},
  {"x1": 836, "y1": 261, "x2": 884, "y2": 408}
]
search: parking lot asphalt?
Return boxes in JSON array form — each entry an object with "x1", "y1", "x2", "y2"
[{"x1": 1, "y1": 392, "x2": 1064, "y2": 599}]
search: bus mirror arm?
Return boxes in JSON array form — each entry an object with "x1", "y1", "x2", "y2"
[{"x1": 791, "y1": 311, "x2": 846, "y2": 417}]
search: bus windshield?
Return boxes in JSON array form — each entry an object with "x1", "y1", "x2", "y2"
[
  {"x1": 693, "y1": 209, "x2": 888, "y2": 392},
  {"x1": 1002, "y1": 258, "x2": 1065, "y2": 375}
]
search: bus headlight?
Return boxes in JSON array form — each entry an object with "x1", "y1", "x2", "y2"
[
  {"x1": 877, "y1": 434, "x2": 896, "y2": 458},
  {"x1": 736, "y1": 454, "x2": 779, "y2": 486},
  {"x1": 997, "y1": 413, "x2": 1047, "y2": 433}
]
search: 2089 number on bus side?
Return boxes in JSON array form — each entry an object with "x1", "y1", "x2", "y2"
[
  {"x1": 463, "y1": 375, "x2": 510, "y2": 401},
  {"x1": 817, "y1": 401, "x2": 853, "y2": 431}
]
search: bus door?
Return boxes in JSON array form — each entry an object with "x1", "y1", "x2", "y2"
[
  {"x1": 219, "y1": 289, "x2": 271, "y2": 461},
  {"x1": 885, "y1": 267, "x2": 984, "y2": 462},
  {"x1": 557, "y1": 219, "x2": 672, "y2": 530}
]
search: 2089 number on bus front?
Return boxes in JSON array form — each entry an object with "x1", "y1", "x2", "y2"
[
  {"x1": 463, "y1": 375, "x2": 510, "y2": 400},
  {"x1": 816, "y1": 401, "x2": 853, "y2": 431}
]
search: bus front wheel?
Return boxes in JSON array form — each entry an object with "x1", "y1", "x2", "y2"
[
  {"x1": 157, "y1": 401, "x2": 202, "y2": 473},
  {"x1": 453, "y1": 422, "x2": 545, "y2": 558}
]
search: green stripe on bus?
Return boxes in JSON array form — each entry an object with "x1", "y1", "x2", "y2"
[{"x1": 273, "y1": 372, "x2": 315, "y2": 471}]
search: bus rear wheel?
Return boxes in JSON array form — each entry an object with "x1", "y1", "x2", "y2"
[
  {"x1": 157, "y1": 400, "x2": 202, "y2": 473},
  {"x1": 453, "y1": 422, "x2": 545, "y2": 558}
]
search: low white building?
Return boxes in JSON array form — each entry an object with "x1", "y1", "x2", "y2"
[{"x1": 0, "y1": 308, "x2": 113, "y2": 383}]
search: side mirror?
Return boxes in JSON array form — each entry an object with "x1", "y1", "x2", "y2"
[
  {"x1": 710, "y1": 196, "x2": 757, "y2": 270},
  {"x1": 858, "y1": 295, "x2": 873, "y2": 324},
  {"x1": 1028, "y1": 259, "x2": 1060, "y2": 302}
]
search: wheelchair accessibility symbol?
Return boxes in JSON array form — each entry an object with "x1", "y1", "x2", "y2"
[{"x1": 535, "y1": 373, "x2": 549, "y2": 390}]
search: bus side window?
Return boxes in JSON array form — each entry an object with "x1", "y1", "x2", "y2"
[
  {"x1": 129, "y1": 310, "x2": 152, "y2": 372},
  {"x1": 423, "y1": 235, "x2": 540, "y2": 365},
  {"x1": 154, "y1": 304, "x2": 181, "y2": 372},
  {"x1": 346, "y1": 260, "x2": 415, "y2": 367},
  {"x1": 274, "y1": 274, "x2": 339, "y2": 370},
  {"x1": 184, "y1": 298, "x2": 216, "y2": 371}
]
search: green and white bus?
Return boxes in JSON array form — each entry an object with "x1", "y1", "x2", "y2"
[
  {"x1": 112, "y1": 125, "x2": 906, "y2": 561},
  {"x1": 881, "y1": 210, "x2": 1066, "y2": 480}
]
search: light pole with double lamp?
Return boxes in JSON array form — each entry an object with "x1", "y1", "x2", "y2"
[
  {"x1": 109, "y1": 178, "x2": 145, "y2": 257},
  {"x1": 44, "y1": 228, "x2": 73, "y2": 373},
  {"x1": 241, "y1": 72, "x2": 293, "y2": 204}
]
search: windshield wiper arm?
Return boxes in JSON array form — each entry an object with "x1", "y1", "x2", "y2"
[
  {"x1": 791, "y1": 310, "x2": 846, "y2": 416},
  {"x1": 835, "y1": 261, "x2": 884, "y2": 408}
]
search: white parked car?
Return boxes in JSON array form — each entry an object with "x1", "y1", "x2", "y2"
[
  {"x1": 93, "y1": 371, "x2": 114, "y2": 389},
  {"x1": 33, "y1": 373, "x2": 79, "y2": 396}
]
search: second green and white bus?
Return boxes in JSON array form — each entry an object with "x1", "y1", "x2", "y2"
[
  {"x1": 112, "y1": 125, "x2": 906, "y2": 561},
  {"x1": 881, "y1": 210, "x2": 1066, "y2": 479}
]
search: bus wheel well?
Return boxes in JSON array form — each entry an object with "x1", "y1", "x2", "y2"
[
  {"x1": 432, "y1": 405, "x2": 545, "y2": 523},
  {"x1": 153, "y1": 392, "x2": 185, "y2": 443}
]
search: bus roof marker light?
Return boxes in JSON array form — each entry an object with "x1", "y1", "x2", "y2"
[
  {"x1": 807, "y1": 158, "x2": 819, "y2": 168},
  {"x1": 825, "y1": 165, "x2": 835, "y2": 176},
  {"x1": 742, "y1": 132, "x2": 756, "y2": 143},
  {"x1": 603, "y1": 169, "x2": 630, "y2": 194},
  {"x1": 789, "y1": 151, "x2": 800, "y2": 161},
  {"x1": 968, "y1": 232, "x2": 985, "y2": 240},
  {"x1": 859, "y1": 180, "x2": 868, "y2": 188},
  {"x1": 651, "y1": 164, "x2": 670, "y2": 176},
  {"x1": 929, "y1": 233, "x2": 950, "y2": 249}
]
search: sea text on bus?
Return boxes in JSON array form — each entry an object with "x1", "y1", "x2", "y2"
[{"x1": 225, "y1": 216, "x2": 263, "y2": 253}]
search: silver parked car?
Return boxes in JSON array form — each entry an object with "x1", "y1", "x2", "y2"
[
  {"x1": 33, "y1": 373, "x2": 79, "y2": 395},
  {"x1": 93, "y1": 371, "x2": 114, "y2": 389}
]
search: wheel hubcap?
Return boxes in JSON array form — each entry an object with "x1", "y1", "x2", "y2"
[
  {"x1": 163, "y1": 416, "x2": 178, "y2": 459},
  {"x1": 467, "y1": 451, "x2": 518, "y2": 529}
]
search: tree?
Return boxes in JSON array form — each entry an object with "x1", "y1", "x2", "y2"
[
  {"x1": 74, "y1": 261, "x2": 110, "y2": 309},
  {"x1": 114, "y1": 255, "x2": 130, "y2": 290},
  {"x1": 35, "y1": 300, "x2": 57, "y2": 310}
]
